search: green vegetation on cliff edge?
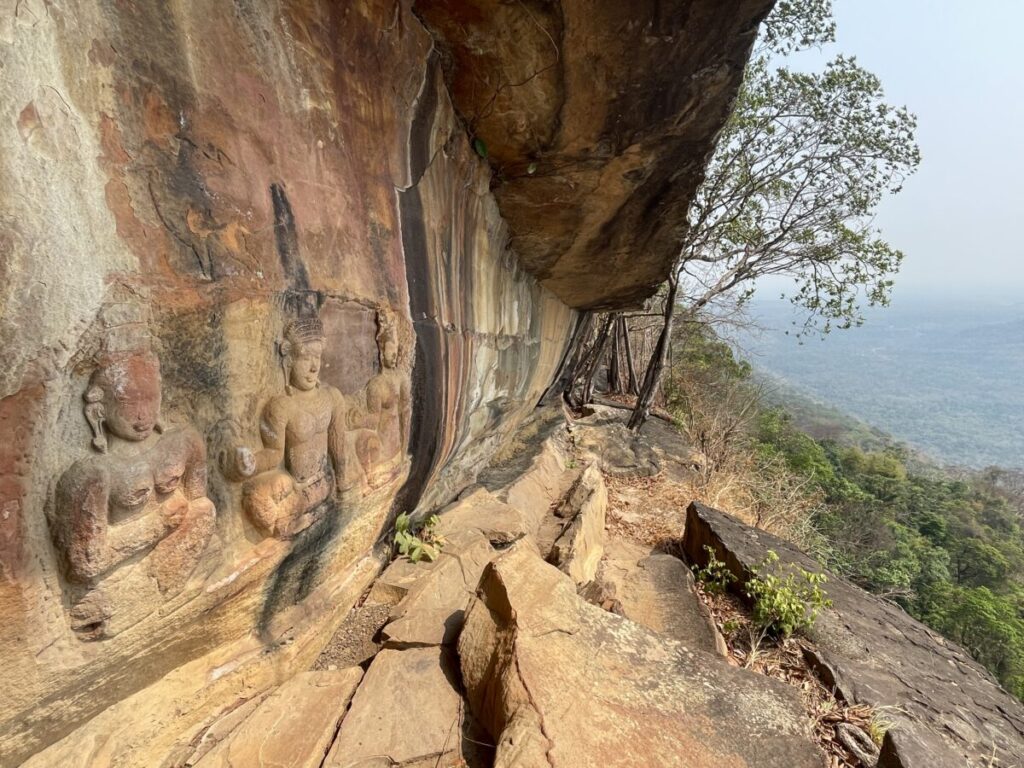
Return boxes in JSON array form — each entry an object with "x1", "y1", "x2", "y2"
[{"x1": 666, "y1": 323, "x2": 1024, "y2": 699}]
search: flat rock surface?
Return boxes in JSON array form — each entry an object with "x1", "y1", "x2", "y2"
[
  {"x1": 601, "y1": 538, "x2": 724, "y2": 655},
  {"x1": 458, "y1": 543, "x2": 823, "y2": 768},
  {"x1": 434, "y1": 487, "x2": 532, "y2": 546},
  {"x1": 325, "y1": 647, "x2": 482, "y2": 768},
  {"x1": 194, "y1": 668, "x2": 363, "y2": 768},
  {"x1": 381, "y1": 530, "x2": 496, "y2": 648},
  {"x1": 684, "y1": 501, "x2": 1024, "y2": 768}
]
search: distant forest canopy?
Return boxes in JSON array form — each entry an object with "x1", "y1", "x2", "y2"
[
  {"x1": 663, "y1": 320, "x2": 1024, "y2": 700},
  {"x1": 736, "y1": 296, "x2": 1024, "y2": 470}
]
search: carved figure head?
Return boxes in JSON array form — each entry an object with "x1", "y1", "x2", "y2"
[
  {"x1": 376, "y1": 309, "x2": 400, "y2": 370},
  {"x1": 281, "y1": 317, "x2": 326, "y2": 393},
  {"x1": 84, "y1": 351, "x2": 163, "y2": 452}
]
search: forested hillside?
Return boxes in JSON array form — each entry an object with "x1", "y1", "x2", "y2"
[
  {"x1": 741, "y1": 297, "x2": 1024, "y2": 469},
  {"x1": 665, "y1": 323, "x2": 1024, "y2": 699}
]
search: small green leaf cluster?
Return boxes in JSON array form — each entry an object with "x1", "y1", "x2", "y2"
[
  {"x1": 695, "y1": 546, "x2": 737, "y2": 594},
  {"x1": 744, "y1": 551, "x2": 831, "y2": 639},
  {"x1": 394, "y1": 512, "x2": 444, "y2": 563}
]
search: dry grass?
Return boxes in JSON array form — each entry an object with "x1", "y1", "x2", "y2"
[
  {"x1": 697, "y1": 584, "x2": 883, "y2": 768},
  {"x1": 605, "y1": 473, "x2": 690, "y2": 549}
]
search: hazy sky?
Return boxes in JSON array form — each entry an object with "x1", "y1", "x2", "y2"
[{"x1": 781, "y1": 1, "x2": 1024, "y2": 302}]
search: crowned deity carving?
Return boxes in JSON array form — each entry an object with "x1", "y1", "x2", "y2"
[
  {"x1": 52, "y1": 351, "x2": 217, "y2": 640},
  {"x1": 222, "y1": 317, "x2": 350, "y2": 538},
  {"x1": 348, "y1": 308, "x2": 411, "y2": 487}
]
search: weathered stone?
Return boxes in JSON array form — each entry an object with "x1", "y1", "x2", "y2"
[
  {"x1": 433, "y1": 487, "x2": 532, "y2": 546},
  {"x1": 193, "y1": 668, "x2": 363, "y2": 768},
  {"x1": 600, "y1": 538, "x2": 725, "y2": 655},
  {"x1": 0, "y1": 0, "x2": 771, "y2": 762},
  {"x1": 458, "y1": 543, "x2": 823, "y2": 768},
  {"x1": 51, "y1": 348, "x2": 218, "y2": 641},
  {"x1": 417, "y1": 0, "x2": 776, "y2": 309},
  {"x1": 549, "y1": 463, "x2": 607, "y2": 584},
  {"x1": 381, "y1": 530, "x2": 495, "y2": 648},
  {"x1": 324, "y1": 648, "x2": 467, "y2": 767},
  {"x1": 684, "y1": 501, "x2": 1024, "y2": 767},
  {"x1": 0, "y1": 1, "x2": 576, "y2": 753},
  {"x1": 482, "y1": 424, "x2": 577, "y2": 532}
]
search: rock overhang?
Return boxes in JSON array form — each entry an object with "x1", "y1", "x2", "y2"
[{"x1": 416, "y1": 0, "x2": 775, "y2": 309}]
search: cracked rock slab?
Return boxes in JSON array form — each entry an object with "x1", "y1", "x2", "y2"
[
  {"x1": 600, "y1": 538, "x2": 725, "y2": 656},
  {"x1": 324, "y1": 647, "x2": 471, "y2": 767},
  {"x1": 549, "y1": 462, "x2": 607, "y2": 585},
  {"x1": 434, "y1": 487, "x2": 533, "y2": 546},
  {"x1": 458, "y1": 542, "x2": 823, "y2": 768},
  {"x1": 193, "y1": 668, "x2": 363, "y2": 768}
]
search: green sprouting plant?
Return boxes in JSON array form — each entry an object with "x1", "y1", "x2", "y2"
[
  {"x1": 393, "y1": 512, "x2": 444, "y2": 563},
  {"x1": 695, "y1": 546, "x2": 737, "y2": 594},
  {"x1": 744, "y1": 550, "x2": 832, "y2": 639}
]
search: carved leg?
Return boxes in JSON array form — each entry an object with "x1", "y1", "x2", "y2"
[
  {"x1": 149, "y1": 496, "x2": 216, "y2": 595},
  {"x1": 243, "y1": 470, "x2": 303, "y2": 539}
]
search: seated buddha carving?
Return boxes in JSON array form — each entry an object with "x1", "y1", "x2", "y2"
[
  {"x1": 52, "y1": 351, "x2": 216, "y2": 640},
  {"x1": 222, "y1": 318, "x2": 349, "y2": 538}
]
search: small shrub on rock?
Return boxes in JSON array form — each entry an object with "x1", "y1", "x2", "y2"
[
  {"x1": 744, "y1": 551, "x2": 831, "y2": 639},
  {"x1": 694, "y1": 546, "x2": 737, "y2": 594},
  {"x1": 394, "y1": 512, "x2": 444, "y2": 563}
]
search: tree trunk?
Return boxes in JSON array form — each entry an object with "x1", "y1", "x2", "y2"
[
  {"x1": 621, "y1": 316, "x2": 638, "y2": 395},
  {"x1": 575, "y1": 313, "x2": 614, "y2": 408},
  {"x1": 556, "y1": 312, "x2": 595, "y2": 400},
  {"x1": 608, "y1": 313, "x2": 623, "y2": 394},
  {"x1": 628, "y1": 276, "x2": 679, "y2": 430}
]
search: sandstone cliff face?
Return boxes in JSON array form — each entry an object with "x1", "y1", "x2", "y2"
[{"x1": 0, "y1": 1, "x2": 764, "y2": 764}]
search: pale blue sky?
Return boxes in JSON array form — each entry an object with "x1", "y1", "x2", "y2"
[{"x1": 778, "y1": 0, "x2": 1024, "y2": 303}]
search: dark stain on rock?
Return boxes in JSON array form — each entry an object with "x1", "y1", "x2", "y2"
[
  {"x1": 270, "y1": 183, "x2": 311, "y2": 292},
  {"x1": 258, "y1": 497, "x2": 347, "y2": 638},
  {"x1": 392, "y1": 53, "x2": 445, "y2": 515},
  {"x1": 156, "y1": 305, "x2": 227, "y2": 399},
  {"x1": 407, "y1": 52, "x2": 439, "y2": 187},
  {"x1": 393, "y1": 179, "x2": 441, "y2": 516}
]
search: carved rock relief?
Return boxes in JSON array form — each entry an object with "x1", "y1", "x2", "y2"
[
  {"x1": 221, "y1": 316, "x2": 349, "y2": 540},
  {"x1": 220, "y1": 308, "x2": 412, "y2": 540},
  {"x1": 50, "y1": 348, "x2": 217, "y2": 641},
  {"x1": 347, "y1": 308, "x2": 412, "y2": 490}
]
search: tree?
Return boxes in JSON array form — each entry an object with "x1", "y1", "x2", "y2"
[{"x1": 627, "y1": 0, "x2": 919, "y2": 429}]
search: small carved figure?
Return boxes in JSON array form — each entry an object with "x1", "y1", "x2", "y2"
[
  {"x1": 349, "y1": 308, "x2": 411, "y2": 486},
  {"x1": 223, "y1": 318, "x2": 349, "y2": 538},
  {"x1": 52, "y1": 351, "x2": 216, "y2": 640}
]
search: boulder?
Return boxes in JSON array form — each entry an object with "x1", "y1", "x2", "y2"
[
  {"x1": 549, "y1": 463, "x2": 607, "y2": 584},
  {"x1": 458, "y1": 543, "x2": 823, "y2": 768},
  {"x1": 684, "y1": 501, "x2": 1024, "y2": 767},
  {"x1": 193, "y1": 668, "x2": 363, "y2": 768},
  {"x1": 380, "y1": 530, "x2": 496, "y2": 648}
]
